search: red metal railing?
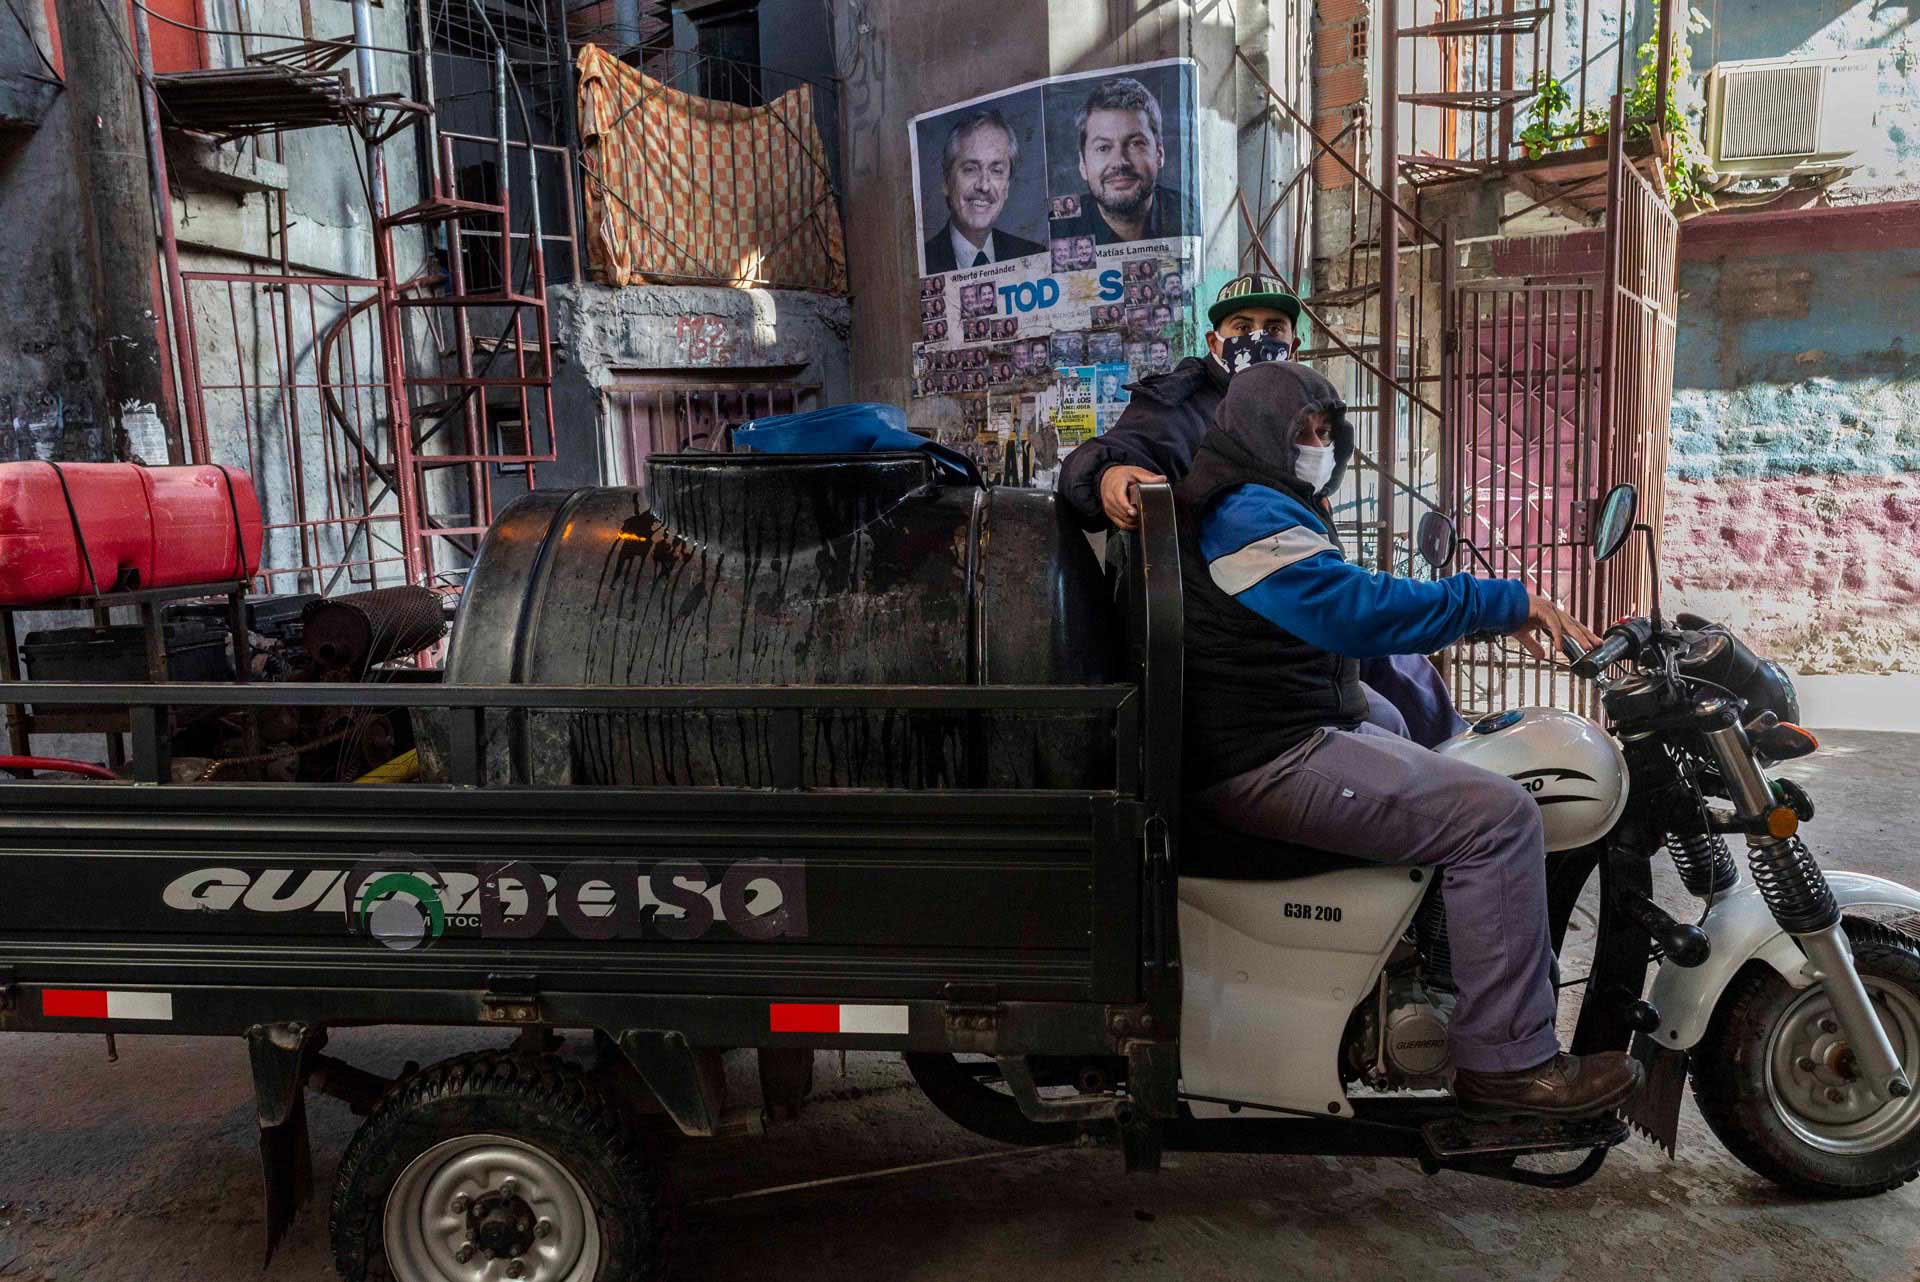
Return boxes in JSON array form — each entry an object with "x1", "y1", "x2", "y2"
[{"x1": 182, "y1": 273, "x2": 414, "y2": 596}]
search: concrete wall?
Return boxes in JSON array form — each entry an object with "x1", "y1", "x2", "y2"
[
  {"x1": 0, "y1": 76, "x2": 110, "y2": 461},
  {"x1": 1663, "y1": 229, "x2": 1920, "y2": 674},
  {"x1": 546, "y1": 282, "x2": 852, "y2": 487},
  {"x1": 1, "y1": 0, "x2": 151, "y2": 465}
]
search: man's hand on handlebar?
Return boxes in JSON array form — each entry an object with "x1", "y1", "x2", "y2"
[
  {"x1": 1100, "y1": 465, "x2": 1167, "y2": 531},
  {"x1": 1510, "y1": 587, "x2": 1602, "y2": 663}
]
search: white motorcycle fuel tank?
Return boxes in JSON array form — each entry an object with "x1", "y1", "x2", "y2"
[{"x1": 1436, "y1": 707, "x2": 1629, "y2": 851}]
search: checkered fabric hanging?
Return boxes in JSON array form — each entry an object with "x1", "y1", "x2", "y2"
[{"x1": 576, "y1": 44, "x2": 848, "y2": 293}]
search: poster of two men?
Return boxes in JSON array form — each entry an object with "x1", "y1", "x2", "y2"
[
  {"x1": 912, "y1": 60, "x2": 1199, "y2": 275},
  {"x1": 909, "y1": 61, "x2": 1201, "y2": 418}
]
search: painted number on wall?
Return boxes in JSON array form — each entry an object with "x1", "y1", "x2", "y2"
[{"x1": 676, "y1": 315, "x2": 739, "y2": 366}]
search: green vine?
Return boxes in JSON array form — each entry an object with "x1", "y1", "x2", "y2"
[{"x1": 1624, "y1": 6, "x2": 1717, "y2": 211}]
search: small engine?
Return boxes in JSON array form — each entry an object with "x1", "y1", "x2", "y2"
[{"x1": 1343, "y1": 963, "x2": 1456, "y2": 1091}]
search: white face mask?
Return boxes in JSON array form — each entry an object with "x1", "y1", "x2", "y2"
[{"x1": 1297, "y1": 443, "x2": 1336, "y2": 493}]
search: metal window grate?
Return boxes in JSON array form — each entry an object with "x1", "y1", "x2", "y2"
[{"x1": 609, "y1": 377, "x2": 821, "y2": 485}]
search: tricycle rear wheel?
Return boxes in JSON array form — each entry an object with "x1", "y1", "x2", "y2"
[{"x1": 329, "y1": 1050, "x2": 672, "y2": 1281}]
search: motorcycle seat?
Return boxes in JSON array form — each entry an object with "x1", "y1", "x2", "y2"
[{"x1": 1179, "y1": 809, "x2": 1375, "y2": 881}]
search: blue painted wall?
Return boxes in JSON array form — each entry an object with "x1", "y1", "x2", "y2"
[{"x1": 1669, "y1": 245, "x2": 1920, "y2": 482}]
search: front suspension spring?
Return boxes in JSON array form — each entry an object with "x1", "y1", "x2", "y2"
[
  {"x1": 1667, "y1": 829, "x2": 1739, "y2": 898},
  {"x1": 1748, "y1": 835, "x2": 1840, "y2": 935}
]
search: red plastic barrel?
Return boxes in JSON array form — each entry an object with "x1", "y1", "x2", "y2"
[
  {"x1": 143, "y1": 465, "x2": 264, "y2": 590},
  {"x1": 0, "y1": 463, "x2": 263, "y2": 606}
]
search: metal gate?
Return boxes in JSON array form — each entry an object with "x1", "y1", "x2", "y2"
[
  {"x1": 1444, "y1": 275, "x2": 1604, "y2": 715},
  {"x1": 1440, "y1": 98, "x2": 1680, "y2": 717}
]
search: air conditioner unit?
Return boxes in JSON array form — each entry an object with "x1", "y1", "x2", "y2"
[{"x1": 1702, "y1": 54, "x2": 1872, "y2": 179}]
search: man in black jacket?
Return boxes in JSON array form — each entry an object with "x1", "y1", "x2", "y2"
[
  {"x1": 1059, "y1": 272, "x2": 1301, "y2": 533},
  {"x1": 1058, "y1": 272, "x2": 1468, "y2": 748}
]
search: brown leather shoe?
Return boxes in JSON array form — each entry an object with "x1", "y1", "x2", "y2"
[{"x1": 1453, "y1": 1051, "x2": 1645, "y2": 1119}]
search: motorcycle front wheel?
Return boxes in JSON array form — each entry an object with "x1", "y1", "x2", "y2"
[{"x1": 1692, "y1": 916, "x2": 1920, "y2": 1197}]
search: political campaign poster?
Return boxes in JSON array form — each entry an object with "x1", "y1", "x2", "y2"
[
  {"x1": 908, "y1": 59, "x2": 1201, "y2": 472},
  {"x1": 1053, "y1": 365, "x2": 1099, "y2": 448},
  {"x1": 1094, "y1": 360, "x2": 1131, "y2": 433}
]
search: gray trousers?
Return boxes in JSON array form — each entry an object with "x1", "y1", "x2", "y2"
[{"x1": 1193, "y1": 724, "x2": 1560, "y2": 1073}]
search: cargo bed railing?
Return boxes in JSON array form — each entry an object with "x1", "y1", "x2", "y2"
[{"x1": 9, "y1": 682, "x2": 1144, "y2": 792}]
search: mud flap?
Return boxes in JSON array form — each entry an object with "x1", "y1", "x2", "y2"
[
  {"x1": 246, "y1": 1022, "x2": 320, "y2": 1263},
  {"x1": 1624, "y1": 1031, "x2": 1687, "y2": 1157},
  {"x1": 257, "y1": 1095, "x2": 312, "y2": 1264},
  {"x1": 618, "y1": 1028, "x2": 722, "y2": 1137}
]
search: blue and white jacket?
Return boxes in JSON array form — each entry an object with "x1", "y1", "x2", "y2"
[{"x1": 1199, "y1": 484, "x2": 1528, "y2": 657}]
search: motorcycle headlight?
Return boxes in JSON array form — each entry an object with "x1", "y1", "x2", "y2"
[{"x1": 1676, "y1": 618, "x2": 1799, "y2": 725}]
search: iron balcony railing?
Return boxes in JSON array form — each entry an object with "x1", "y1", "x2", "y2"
[{"x1": 1393, "y1": 0, "x2": 1678, "y2": 186}]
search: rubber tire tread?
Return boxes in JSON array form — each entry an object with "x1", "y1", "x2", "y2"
[
  {"x1": 1691, "y1": 916, "x2": 1920, "y2": 1198},
  {"x1": 903, "y1": 1053, "x2": 1077, "y2": 1147},
  {"x1": 329, "y1": 1050, "x2": 669, "y2": 1281}
]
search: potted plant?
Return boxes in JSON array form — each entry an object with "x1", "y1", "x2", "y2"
[
  {"x1": 1519, "y1": 71, "x2": 1572, "y2": 159},
  {"x1": 1578, "y1": 106, "x2": 1609, "y2": 150}
]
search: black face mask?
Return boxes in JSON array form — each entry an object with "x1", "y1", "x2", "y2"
[{"x1": 1216, "y1": 332, "x2": 1293, "y2": 375}]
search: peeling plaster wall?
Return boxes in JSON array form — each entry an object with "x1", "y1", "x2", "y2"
[
  {"x1": 546, "y1": 283, "x2": 852, "y2": 488},
  {"x1": 1663, "y1": 244, "x2": 1920, "y2": 673},
  {"x1": 0, "y1": 114, "x2": 109, "y2": 462}
]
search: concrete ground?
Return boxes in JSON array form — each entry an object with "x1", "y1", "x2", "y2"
[{"x1": 1, "y1": 732, "x2": 1917, "y2": 1282}]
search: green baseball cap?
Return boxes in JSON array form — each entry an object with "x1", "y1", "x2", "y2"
[{"x1": 1207, "y1": 272, "x2": 1304, "y2": 331}]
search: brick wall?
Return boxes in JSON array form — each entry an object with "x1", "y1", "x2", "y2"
[{"x1": 1311, "y1": 0, "x2": 1368, "y2": 189}]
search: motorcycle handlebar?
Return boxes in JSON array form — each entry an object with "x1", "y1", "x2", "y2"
[{"x1": 1570, "y1": 629, "x2": 1636, "y2": 679}]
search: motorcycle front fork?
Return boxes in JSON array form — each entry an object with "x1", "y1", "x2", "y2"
[{"x1": 1704, "y1": 717, "x2": 1914, "y2": 1101}]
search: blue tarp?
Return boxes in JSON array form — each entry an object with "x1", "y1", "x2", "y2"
[{"x1": 731, "y1": 403, "x2": 982, "y2": 486}]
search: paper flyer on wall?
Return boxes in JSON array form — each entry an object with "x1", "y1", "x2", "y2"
[{"x1": 907, "y1": 58, "x2": 1201, "y2": 469}]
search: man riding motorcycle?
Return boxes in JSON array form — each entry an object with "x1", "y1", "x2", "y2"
[{"x1": 1176, "y1": 360, "x2": 1644, "y2": 1118}]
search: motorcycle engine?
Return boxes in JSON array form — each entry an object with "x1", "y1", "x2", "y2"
[{"x1": 1345, "y1": 966, "x2": 1456, "y2": 1091}]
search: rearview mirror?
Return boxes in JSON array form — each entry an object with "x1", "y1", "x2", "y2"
[
  {"x1": 1593, "y1": 484, "x2": 1638, "y2": 563},
  {"x1": 1416, "y1": 511, "x2": 1458, "y2": 570}
]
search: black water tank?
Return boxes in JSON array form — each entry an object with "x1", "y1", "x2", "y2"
[{"x1": 432, "y1": 453, "x2": 1113, "y2": 787}]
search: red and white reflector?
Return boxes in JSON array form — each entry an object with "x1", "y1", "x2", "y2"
[
  {"x1": 41, "y1": 989, "x2": 174, "y2": 1021},
  {"x1": 769, "y1": 1003, "x2": 909, "y2": 1035}
]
